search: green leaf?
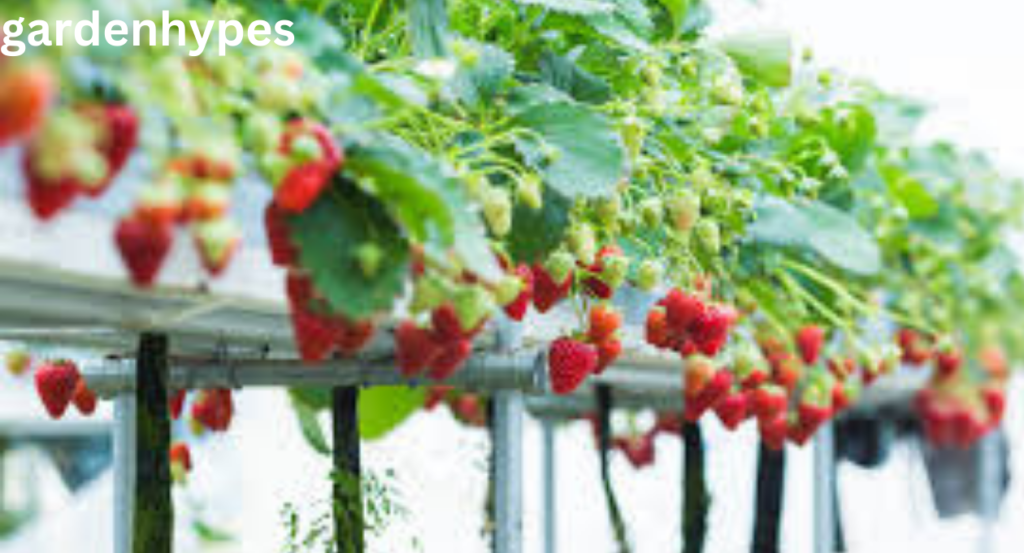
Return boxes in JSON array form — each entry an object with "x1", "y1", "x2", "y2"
[
  {"x1": 409, "y1": 0, "x2": 449, "y2": 57},
  {"x1": 585, "y1": 0, "x2": 655, "y2": 52},
  {"x1": 538, "y1": 50, "x2": 612, "y2": 104},
  {"x1": 288, "y1": 180, "x2": 409, "y2": 320},
  {"x1": 507, "y1": 187, "x2": 572, "y2": 262},
  {"x1": 716, "y1": 30, "x2": 792, "y2": 88},
  {"x1": 655, "y1": 0, "x2": 689, "y2": 36},
  {"x1": 290, "y1": 392, "x2": 331, "y2": 456},
  {"x1": 882, "y1": 165, "x2": 939, "y2": 219},
  {"x1": 449, "y1": 42, "x2": 515, "y2": 106},
  {"x1": 192, "y1": 520, "x2": 235, "y2": 544},
  {"x1": 360, "y1": 386, "x2": 426, "y2": 441},
  {"x1": 748, "y1": 196, "x2": 881, "y2": 276},
  {"x1": 513, "y1": 0, "x2": 615, "y2": 14},
  {"x1": 347, "y1": 138, "x2": 500, "y2": 281},
  {"x1": 512, "y1": 101, "x2": 625, "y2": 199}
]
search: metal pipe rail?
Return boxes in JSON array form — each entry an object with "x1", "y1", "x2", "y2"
[{"x1": 82, "y1": 352, "x2": 549, "y2": 397}]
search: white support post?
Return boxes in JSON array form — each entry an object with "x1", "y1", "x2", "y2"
[
  {"x1": 977, "y1": 432, "x2": 1000, "y2": 553},
  {"x1": 113, "y1": 394, "x2": 136, "y2": 553},
  {"x1": 541, "y1": 419, "x2": 557, "y2": 553},
  {"x1": 813, "y1": 422, "x2": 835, "y2": 553},
  {"x1": 494, "y1": 390, "x2": 524, "y2": 553}
]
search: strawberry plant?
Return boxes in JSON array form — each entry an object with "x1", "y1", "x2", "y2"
[{"x1": 5, "y1": 2, "x2": 1024, "y2": 547}]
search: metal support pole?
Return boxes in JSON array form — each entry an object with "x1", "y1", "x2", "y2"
[
  {"x1": 541, "y1": 419, "x2": 557, "y2": 553},
  {"x1": 813, "y1": 423, "x2": 835, "y2": 553},
  {"x1": 113, "y1": 394, "x2": 136, "y2": 553},
  {"x1": 977, "y1": 432, "x2": 1000, "y2": 553},
  {"x1": 132, "y1": 333, "x2": 172, "y2": 553},
  {"x1": 332, "y1": 386, "x2": 364, "y2": 553},
  {"x1": 493, "y1": 389, "x2": 524, "y2": 553}
]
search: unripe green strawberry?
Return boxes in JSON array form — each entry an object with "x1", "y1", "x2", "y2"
[
  {"x1": 5, "y1": 350, "x2": 31, "y2": 376},
  {"x1": 711, "y1": 75, "x2": 744, "y2": 106},
  {"x1": 567, "y1": 224, "x2": 597, "y2": 265},
  {"x1": 642, "y1": 63, "x2": 663, "y2": 87},
  {"x1": 636, "y1": 259, "x2": 662, "y2": 291},
  {"x1": 546, "y1": 251, "x2": 575, "y2": 283},
  {"x1": 694, "y1": 219, "x2": 721, "y2": 255},
  {"x1": 289, "y1": 134, "x2": 324, "y2": 165},
  {"x1": 666, "y1": 189, "x2": 701, "y2": 233},
  {"x1": 411, "y1": 275, "x2": 446, "y2": 314},
  {"x1": 732, "y1": 188, "x2": 754, "y2": 211},
  {"x1": 454, "y1": 285, "x2": 493, "y2": 331},
  {"x1": 621, "y1": 115, "x2": 646, "y2": 160},
  {"x1": 68, "y1": 148, "x2": 110, "y2": 190},
  {"x1": 482, "y1": 187, "x2": 512, "y2": 237},
  {"x1": 260, "y1": 152, "x2": 293, "y2": 184},
  {"x1": 517, "y1": 175, "x2": 543, "y2": 210},
  {"x1": 356, "y1": 243, "x2": 383, "y2": 278},
  {"x1": 691, "y1": 166, "x2": 717, "y2": 190},
  {"x1": 256, "y1": 78, "x2": 302, "y2": 112},
  {"x1": 639, "y1": 198, "x2": 662, "y2": 227},
  {"x1": 595, "y1": 195, "x2": 621, "y2": 227},
  {"x1": 193, "y1": 218, "x2": 241, "y2": 276},
  {"x1": 602, "y1": 254, "x2": 630, "y2": 289},
  {"x1": 495, "y1": 275, "x2": 524, "y2": 306},
  {"x1": 702, "y1": 188, "x2": 730, "y2": 216},
  {"x1": 451, "y1": 40, "x2": 480, "y2": 67}
]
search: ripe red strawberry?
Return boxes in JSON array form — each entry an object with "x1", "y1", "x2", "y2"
[
  {"x1": 275, "y1": 162, "x2": 331, "y2": 213},
  {"x1": 691, "y1": 305, "x2": 737, "y2": 357},
  {"x1": 87, "y1": 103, "x2": 139, "y2": 196},
  {"x1": 751, "y1": 385, "x2": 788, "y2": 422},
  {"x1": 714, "y1": 391, "x2": 749, "y2": 430},
  {"x1": 935, "y1": 347, "x2": 961, "y2": 379},
  {"x1": 655, "y1": 412, "x2": 683, "y2": 436},
  {"x1": 193, "y1": 219, "x2": 241, "y2": 276},
  {"x1": 548, "y1": 337, "x2": 597, "y2": 395},
  {"x1": 265, "y1": 203, "x2": 298, "y2": 266},
  {"x1": 588, "y1": 304, "x2": 622, "y2": 343},
  {"x1": 532, "y1": 264, "x2": 572, "y2": 313},
  {"x1": 71, "y1": 379, "x2": 98, "y2": 416},
  {"x1": 0, "y1": 64, "x2": 54, "y2": 146},
  {"x1": 582, "y1": 245, "x2": 623, "y2": 300},
  {"x1": 23, "y1": 157, "x2": 80, "y2": 220},
  {"x1": 169, "y1": 389, "x2": 186, "y2": 420},
  {"x1": 431, "y1": 304, "x2": 468, "y2": 341},
  {"x1": 663, "y1": 289, "x2": 705, "y2": 331},
  {"x1": 897, "y1": 328, "x2": 932, "y2": 365},
  {"x1": 34, "y1": 360, "x2": 81, "y2": 419},
  {"x1": 645, "y1": 307, "x2": 670, "y2": 348},
  {"x1": 336, "y1": 319, "x2": 375, "y2": 356},
  {"x1": 795, "y1": 325, "x2": 825, "y2": 365},
  {"x1": 115, "y1": 215, "x2": 175, "y2": 288},
  {"x1": 395, "y1": 321, "x2": 442, "y2": 376},
  {"x1": 169, "y1": 441, "x2": 192, "y2": 484},
  {"x1": 686, "y1": 368, "x2": 734, "y2": 422},
  {"x1": 170, "y1": 442, "x2": 192, "y2": 472},
  {"x1": 595, "y1": 338, "x2": 622, "y2": 375},
  {"x1": 759, "y1": 414, "x2": 789, "y2": 451},
  {"x1": 429, "y1": 339, "x2": 473, "y2": 380},
  {"x1": 191, "y1": 389, "x2": 233, "y2": 432},
  {"x1": 289, "y1": 306, "x2": 341, "y2": 363},
  {"x1": 452, "y1": 394, "x2": 487, "y2": 427},
  {"x1": 502, "y1": 264, "x2": 533, "y2": 321},
  {"x1": 827, "y1": 357, "x2": 855, "y2": 379},
  {"x1": 614, "y1": 433, "x2": 656, "y2": 469},
  {"x1": 273, "y1": 120, "x2": 343, "y2": 213},
  {"x1": 982, "y1": 385, "x2": 1006, "y2": 422}
]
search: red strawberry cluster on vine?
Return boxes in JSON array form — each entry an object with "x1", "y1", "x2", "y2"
[
  {"x1": 396, "y1": 304, "x2": 481, "y2": 380},
  {"x1": 286, "y1": 272, "x2": 376, "y2": 363},
  {"x1": 33, "y1": 359, "x2": 99, "y2": 420},
  {"x1": 543, "y1": 304, "x2": 624, "y2": 396},
  {"x1": 645, "y1": 288, "x2": 737, "y2": 357}
]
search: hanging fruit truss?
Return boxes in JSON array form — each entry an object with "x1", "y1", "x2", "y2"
[{"x1": 0, "y1": 0, "x2": 1021, "y2": 551}]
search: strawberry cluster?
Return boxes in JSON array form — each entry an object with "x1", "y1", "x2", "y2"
[
  {"x1": 395, "y1": 304, "x2": 482, "y2": 380},
  {"x1": 33, "y1": 360, "x2": 98, "y2": 419},
  {"x1": 190, "y1": 389, "x2": 235, "y2": 433},
  {"x1": 544, "y1": 304, "x2": 624, "y2": 396},
  {"x1": 271, "y1": 120, "x2": 343, "y2": 213},
  {"x1": 914, "y1": 340, "x2": 1006, "y2": 449},
  {"x1": 286, "y1": 272, "x2": 376, "y2": 363},
  {"x1": 23, "y1": 102, "x2": 138, "y2": 220},
  {"x1": 645, "y1": 289, "x2": 737, "y2": 358}
]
